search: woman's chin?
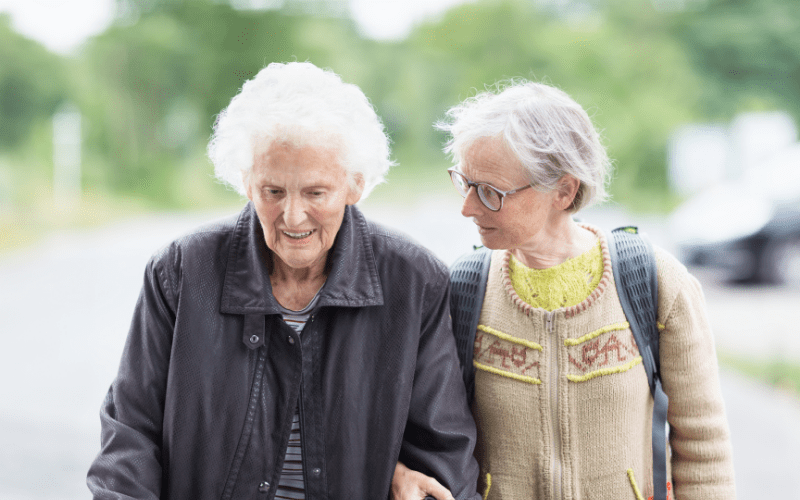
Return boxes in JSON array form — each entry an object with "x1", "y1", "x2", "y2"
[{"x1": 478, "y1": 233, "x2": 503, "y2": 251}]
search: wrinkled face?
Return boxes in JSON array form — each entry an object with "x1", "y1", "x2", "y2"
[
  {"x1": 245, "y1": 140, "x2": 362, "y2": 275},
  {"x1": 459, "y1": 136, "x2": 560, "y2": 250}
]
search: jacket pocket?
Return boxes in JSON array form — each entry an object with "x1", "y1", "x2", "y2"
[
  {"x1": 477, "y1": 472, "x2": 492, "y2": 500},
  {"x1": 626, "y1": 468, "x2": 672, "y2": 500}
]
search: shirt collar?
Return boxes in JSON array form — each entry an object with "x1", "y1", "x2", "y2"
[{"x1": 220, "y1": 203, "x2": 384, "y2": 315}]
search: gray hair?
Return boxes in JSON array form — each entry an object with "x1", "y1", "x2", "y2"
[
  {"x1": 208, "y1": 62, "x2": 394, "y2": 199},
  {"x1": 436, "y1": 79, "x2": 611, "y2": 212}
]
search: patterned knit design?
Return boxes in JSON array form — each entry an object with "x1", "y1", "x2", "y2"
[
  {"x1": 508, "y1": 239, "x2": 602, "y2": 311},
  {"x1": 471, "y1": 224, "x2": 736, "y2": 500}
]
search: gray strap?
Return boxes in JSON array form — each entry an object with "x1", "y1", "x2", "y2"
[
  {"x1": 652, "y1": 378, "x2": 669, "y2": 500},
  {"x1": 608, "y1": 228, "x2": 660, "y2": 389},
  {"x1": 607, "y1": 227, "x2": 669, "y2": 500},
  {"x1": 449, "y1": 247, "x2": 492, "y2": 405}
]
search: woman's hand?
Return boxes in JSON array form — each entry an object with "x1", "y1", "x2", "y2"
[{"x1": 391, "y1": 461, "x2": 455, "y2": 500}]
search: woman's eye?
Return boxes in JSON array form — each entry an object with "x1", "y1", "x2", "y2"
[{"x1": 263, "y1": 188, "x2": 283, "y2": 198}]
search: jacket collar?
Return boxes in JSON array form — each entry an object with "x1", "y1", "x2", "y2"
[{"x1": 220, "y1": 203, "x2": 384, "y2": 315}]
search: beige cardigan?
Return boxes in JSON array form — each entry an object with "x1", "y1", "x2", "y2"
[{"x1": 471, "y1": 225, "x2": 735, "y2": 500}]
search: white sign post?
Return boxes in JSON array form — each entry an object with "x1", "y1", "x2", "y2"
[{"x1": 52, "y1": 104, "x2": 82, "y2": 210}]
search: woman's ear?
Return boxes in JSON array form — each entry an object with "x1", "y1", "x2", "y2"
[
  {"x1": 346, "y1": 173, "x2": 365, "y2": 205},
  {"x1": 554, "y1": 175, "x2": 580, "y2": 211}
]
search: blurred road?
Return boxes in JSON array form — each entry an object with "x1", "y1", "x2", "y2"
[{"x1": 1, "y1": 198, "x2": 798, "y2": 498}]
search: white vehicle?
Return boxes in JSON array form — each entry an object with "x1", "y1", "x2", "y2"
[{"x1": 670, "y1": 144, "x2": 800, "y2": 288}]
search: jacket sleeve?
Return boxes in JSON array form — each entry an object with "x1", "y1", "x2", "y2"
[
  {"x1": 656, "y1": 250, "x2": 736, "y2": 499},
  {"x1": 87, "y1": 249, "x2": 177, "y2": 499},
  {"x1": 399, "y1": 272, "x2": 481, "y2": 500}
]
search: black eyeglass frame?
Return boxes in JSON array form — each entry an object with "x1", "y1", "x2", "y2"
[{"x1": 447, "y1": 167, "x2": 533, "y2": 211}]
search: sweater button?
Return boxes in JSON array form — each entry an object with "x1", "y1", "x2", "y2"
[
  {"x1": 311, "y1": 467, "x2": 321, "y2": 476},
  {"x1": 258, "y1": 481, "x2": 270, "y2": 493},
  {"x1": 249, "y1": 334, "x2": 259, "y2": 344},
  {"x1": 288, "y1": 336, "x2": 295, "y2": 345}
]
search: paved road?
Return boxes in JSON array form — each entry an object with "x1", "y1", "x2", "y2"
[{"x1": 1, "y1": 199, "x2": 798, "y2": 498}]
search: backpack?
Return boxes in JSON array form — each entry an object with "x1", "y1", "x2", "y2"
[{"x1": 449, "y1": 227, "x2": 669, "y2": 500}]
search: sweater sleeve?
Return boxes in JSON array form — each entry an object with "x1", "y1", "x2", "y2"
[{"x1": 655, "y1": 249, "x2": 736, "y2": 499}]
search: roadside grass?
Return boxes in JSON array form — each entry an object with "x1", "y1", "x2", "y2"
[
  {"x1": 718, "y1": 352, "x2": 800, "y2": 398},
  {"x1": 0, "y1": 166, "x2": 246, "y2": 255},
  {"x1": 0, "y1": 194, "x2": 152, "y2": 253},
  {"x1": 0, "y1": 191, "x2": 245, "y2": 255}
]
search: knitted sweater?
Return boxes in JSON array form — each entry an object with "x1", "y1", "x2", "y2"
[{"x1": 471, "y1": 225, "x2": 735, "y2": 500}]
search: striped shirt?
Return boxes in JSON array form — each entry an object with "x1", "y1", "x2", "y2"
[{"x1": 274, "y1": 292, "x2": 321, "y2": 500}]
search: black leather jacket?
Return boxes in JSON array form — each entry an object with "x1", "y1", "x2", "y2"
[{"x1": 87, "y1": 203, "x2": 481, "y2": 500}]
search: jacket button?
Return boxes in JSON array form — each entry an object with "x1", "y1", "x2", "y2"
[
  {"x1": 258, "y1": 481, "x2": 270, "y2": 493},
  {"x1": 311, "y1": 467, "x2": 321, "y2": 476},
  {"x1": 288, "y1": 336, "x2": 295, "y2": 345},
  {"x1": 249, "y1": 334, "x2": 259, "y2": 344}
]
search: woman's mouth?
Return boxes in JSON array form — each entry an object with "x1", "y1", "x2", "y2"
[
  {"x1": 473, "y1": 220, "x2": 494, "y2": 234},
  {"x1": 283, "y1": 230, "x2": 314, "y2": 239}
]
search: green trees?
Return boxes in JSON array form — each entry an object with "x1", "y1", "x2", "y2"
[
  {"x1": 2, "y1": 0, "x2": 798, "y2": 214},
  {"x1": 393, "y1": 0, "x2": 704, "y2": 208},
  {"x1": 0, "y1": 14, "x2": 71, "y2": 215},
  {"x1": 0, "y1": 15, "x2": 68, "y2": 151},
  {"x1": 669, "y1": 0, "x2": 800, "y2": 119},
  {"x1": 70, "y1": 2, "x2": 369, "y2": 206}
]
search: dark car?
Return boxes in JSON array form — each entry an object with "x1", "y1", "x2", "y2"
[{"x1": 670, "y1": 145, "x2": 800, "y2": 288}]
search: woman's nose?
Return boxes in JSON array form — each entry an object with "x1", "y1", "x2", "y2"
[
  {"x1": 283, "y1": 196, "x2": 308, "y2": 227},
  {"x1": 461, "y1": 186, "x2": 484, "y2": 218}
]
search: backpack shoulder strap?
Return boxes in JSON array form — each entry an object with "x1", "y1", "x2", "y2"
[
  {"x1": 607, "y1": 226, "x2": 660, "y2": 386},
  {"x1": 449, "y1": 247, "x2": 492, "y2": 406},
  {"x1": 607, "y1": 226, "x2": 669, "y2": 500}
]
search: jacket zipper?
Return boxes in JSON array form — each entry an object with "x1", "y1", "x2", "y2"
[{"x1": 546, "y1": 311, "x2": 562, "y2": 500}]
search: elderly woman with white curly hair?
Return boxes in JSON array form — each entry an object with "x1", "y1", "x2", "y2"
[
  {"x1": 87, "y1": 62, "x2": 481, "y2": 500},
  {"x1": 392, "y1": 81, "x2": 736, "y2": 500}
]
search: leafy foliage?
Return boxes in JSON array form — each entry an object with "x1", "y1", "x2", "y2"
[
  {"x1": 0, "y1": 15, "x2": 68, "y2": 150},
  {"x1": 2, "y1": 0, "x2": 799, "y2": 212},
  {"x1": 669, "y1": 0, "x2": 800, "y2": 119}
]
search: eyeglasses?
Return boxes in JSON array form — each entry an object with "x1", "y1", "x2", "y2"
[{"x1": 447, "y1": 167, "x2": 532, "y2": 211}]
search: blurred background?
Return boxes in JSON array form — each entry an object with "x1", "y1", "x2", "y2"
[{"x1": 1, "y1": 0, "x2": 799, "y2": 497}]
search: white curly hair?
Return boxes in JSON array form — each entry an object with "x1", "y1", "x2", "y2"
[
  {"x1": 208, "y1": 62, "x2": 394, "y2": 199},
  {"x1": 436, "y1": 79, "x2": 612, "y2": 212}
]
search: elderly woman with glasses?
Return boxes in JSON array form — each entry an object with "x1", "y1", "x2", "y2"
[
  {"x1": 87, "y1": 62, "x2": 481, "y2": 500},
  {"x1": 391, "y1": 81, "x2": 735, "y2": 500}
]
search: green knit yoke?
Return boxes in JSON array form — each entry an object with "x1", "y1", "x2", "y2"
[{"x1": 508, "y1": 239, "x2": 602, "y2": 311}]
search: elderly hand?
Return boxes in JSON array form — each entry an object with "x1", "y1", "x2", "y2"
[{"x1": 391, "y1": 461, "x2": 455, "y2": 500}]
